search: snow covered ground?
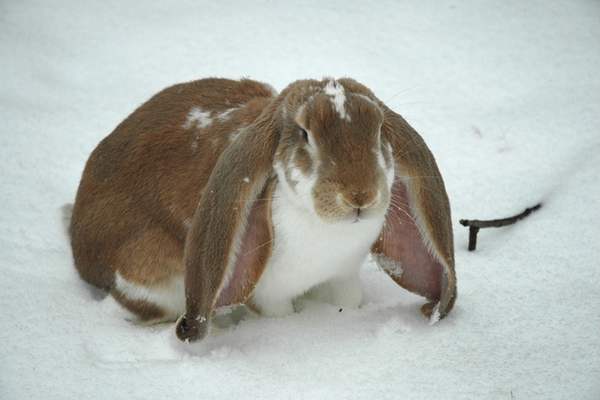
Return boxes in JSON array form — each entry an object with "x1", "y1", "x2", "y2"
[{"x1": 1, "y1": 1, "x2": 599, "y2": 398}]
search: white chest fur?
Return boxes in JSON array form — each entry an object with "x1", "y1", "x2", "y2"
[{"x1": 250, "y1": 184, "x2": 385, "y2": 316}]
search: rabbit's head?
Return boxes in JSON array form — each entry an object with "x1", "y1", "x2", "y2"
[{"x1": 273, "y1": 79, "x2": 394, "y2": 223}]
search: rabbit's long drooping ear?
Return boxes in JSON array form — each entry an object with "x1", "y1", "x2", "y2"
[
  {"x1": 371, "y1": 108, "x2": 457, "y2": 322},
  {"x1": 176, "y1": 102, "x2": 280, "y2": 343}
]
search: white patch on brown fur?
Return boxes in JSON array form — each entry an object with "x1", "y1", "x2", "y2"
[
  {"x1": 114, "y1": 272, "x2": 185, "y2": 319},
  {"x1": 429, "y1": 303, "x2": 441, "y2": 325},
  {"x1": 324, "y1": 79, "x2": 350, "y2": 122},
  {"x1": 375, "y1": 142, "x2": 395, "y2": 188},
  {"x1": 184, "y1": 107, "x2": 213, "y2": 151},
  {"x1": 183, "y1": 107, "x2": 212, "y2": 129}
]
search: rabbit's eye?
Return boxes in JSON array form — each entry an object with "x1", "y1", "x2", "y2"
[{"x1": 300, "y1": 128, "x2": 309, "y2": 144}]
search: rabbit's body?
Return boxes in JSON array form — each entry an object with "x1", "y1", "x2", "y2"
[
  {"x1": 71, "y1": 77, "x2": 457, "y2": 342},
  {"x1": 70, "y1": 78, "x2": 276, "y2": 321}
]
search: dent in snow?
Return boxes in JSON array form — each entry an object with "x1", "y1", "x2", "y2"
[
  {"x1": 376, "y1": 317, "x2": 412, "y2": 338},
  {"x1": 324, "y1": 79, "x2": 350, "y2": 122}
]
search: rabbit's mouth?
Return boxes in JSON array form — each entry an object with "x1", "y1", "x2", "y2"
[
  {"x1": 351, "y1": 209, "x2": 366, "y2": 224},
  {"x1": 324, "y1": 194, "x2": 390, "y2": 225},
  {"x1": 349, "y1": 206, "x2": 387, "y2": 224}
]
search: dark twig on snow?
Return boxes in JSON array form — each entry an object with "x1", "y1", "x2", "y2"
[{"x1": 459, "y1": 203, "x2": 542, "y2": 251}]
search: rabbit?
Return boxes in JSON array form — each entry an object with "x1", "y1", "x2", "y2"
[{"x1": 69, "y1": 77, "x2": 456, "y2": 342}]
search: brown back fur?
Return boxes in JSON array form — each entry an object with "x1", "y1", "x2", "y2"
[{"x1": 70, "y1": 78, "x2": 275, "y2": 294}]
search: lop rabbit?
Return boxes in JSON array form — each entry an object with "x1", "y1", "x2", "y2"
[{"x1": 70, "y1": 77, "x2": 456, "y2": 342}]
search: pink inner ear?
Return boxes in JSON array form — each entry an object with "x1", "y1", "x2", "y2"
[
  {"x1": 378, "y1": 178, "x2": 443, "y2": 301},
  {"x1": 216, "y1": 196, "x2": 272, "y2": 308}
]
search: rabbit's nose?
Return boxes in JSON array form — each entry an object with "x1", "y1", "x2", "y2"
[{"x1": 339, "y1": 189, "x2": 379, "y2": 210}]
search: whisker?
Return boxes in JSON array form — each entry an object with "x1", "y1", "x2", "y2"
[
  {"x1": 387, "y1": 200, "x2": 417, "y2": 226},
  {"x1": 383, "y1": 85, "x2": 423, "y2": 104},
  {"x1": 242, "y1": 238, "x2": 274, "y2": 256},
  {"x1": 395, "y1": 174, "x2": 443, "y2": 180}
]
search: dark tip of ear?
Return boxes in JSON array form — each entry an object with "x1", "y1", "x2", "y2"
[
  {"x1": 175, "y1": 315, "x2": 208, "y2": 343},
  {"x1": 420, "y1": 302, "x2": 436, "y2": 318}
]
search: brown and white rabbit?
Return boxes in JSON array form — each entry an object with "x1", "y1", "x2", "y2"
[{"x1": 70, "y1": 77, "x2": 456, "y2": 342}]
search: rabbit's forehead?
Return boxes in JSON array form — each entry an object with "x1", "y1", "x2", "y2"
[{"x1": 297, "y1": 93, "x2": 382, "y2": 133}]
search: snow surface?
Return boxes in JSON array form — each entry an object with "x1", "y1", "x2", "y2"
[{"x1": 1, "y1": 1, "x2": 600, "y2": 399}]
